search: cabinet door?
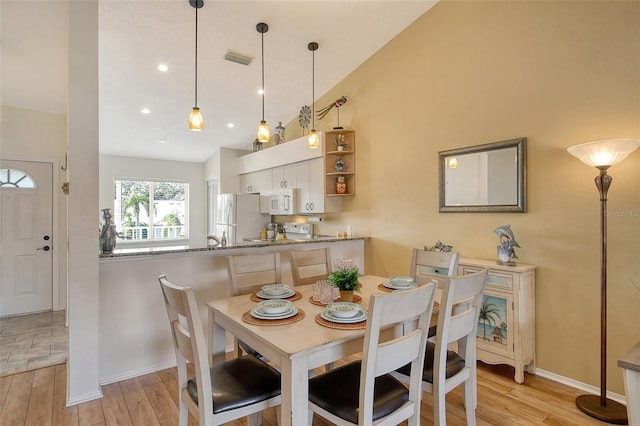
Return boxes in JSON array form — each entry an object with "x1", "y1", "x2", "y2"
[
  {"x1": 477, "y1": 290, "x2": 514, "y2": 360},
  {"x1": 272, "y1": 164, "x2": 297, "y2": 193},
  {"x1": 240, "y1": 169, "x2": 272, "y2": 194},
  {"x1": 307, "y1": 157, "x2": 325, "y2": 213},
  {"x1": 292, "y1": 161, "x2": 311, "y2": 213}
]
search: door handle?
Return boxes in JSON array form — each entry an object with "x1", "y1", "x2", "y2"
[{"x1": 37, "y1": 246, "x2": 51, "y2": 251}]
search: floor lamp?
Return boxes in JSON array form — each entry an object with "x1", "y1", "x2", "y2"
[{"x1": 567, "y1": 138, "x2": 640, "y2": 424}]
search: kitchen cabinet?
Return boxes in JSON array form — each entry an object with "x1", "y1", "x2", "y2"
[
  {"x1": 297, "y1": 158, "x2": 342, "y2": 214},
  {"x1": 324, "y1": 130, "x2": 355, "y2": 196},
  {"x1": 458, "y1": 258, "x2": 536, "y2": 384},
  {"x1": 239, "y1": 169, "x2": 271, "y2": 194},
  {"x1": 272, "y1": 164, "x2": 298, "y2": 193}
]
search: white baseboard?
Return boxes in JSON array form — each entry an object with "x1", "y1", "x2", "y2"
[
  {"x1": 66, "y1": 390, "x2": 103, "y2": 407},
  {"x1": 99, "y1": 360, "x2": 177, "y2": 386},
  {"x1": 535, "y1": 368, "x2": 627, "y2": 405}
]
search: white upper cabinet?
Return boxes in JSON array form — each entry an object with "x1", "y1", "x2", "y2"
[{"x1": 239, "y1": 168, "x2": 272, "y2": 194}]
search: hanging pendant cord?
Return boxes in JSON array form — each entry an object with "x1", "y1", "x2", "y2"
[
  {"x1": 194, "y1": 7, "x2": 198, "y2": 108},
  {"x1": 312, "y1": 49, "x2": 315, "y2": 129},
  {"x1": 261, "y1": 32, "x2": 265, "y2": 121}
]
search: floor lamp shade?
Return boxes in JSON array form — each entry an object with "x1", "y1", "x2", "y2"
[
  {"x1": 567, "y1": 138, "x2": 639, "y2": 424},
  {"x1": 567, "y1": 139, "x2": 640, "y2": 168}
]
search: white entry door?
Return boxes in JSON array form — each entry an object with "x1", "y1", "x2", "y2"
[{"x1": 0, "y1": 159, "x2": 53, "y2": 317}]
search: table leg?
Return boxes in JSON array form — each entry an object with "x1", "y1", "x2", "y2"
[
  {"x1": 207, "y1": 309, "x2": 226, "y2": 365},
  {"x1": 279, "y1": 356, "x2": 309, "y2": 426}
]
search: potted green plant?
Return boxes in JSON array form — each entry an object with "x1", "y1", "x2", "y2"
[
  {"x1": 327, "y1": 265, "x2": 361, "y2": 302},
  {"x1": 335, "y1": 134, "x2": 348, "y2": 151}
]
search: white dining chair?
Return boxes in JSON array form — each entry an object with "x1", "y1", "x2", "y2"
[
  {"x1": 410, "y1": 248, "x2": 460, "y2": 286},
  {"x1": 393, "y1": 269, "x2": 488, "y2": 426},
  {"x1": 226, "y1": 252, "x2": 282, "y2": 359},
  {"x1": 227, "y1": 252, "x2": 282, "y2": 296},
  {"x1": 307, "y1": 281, "x2": 438, "y2": 425},
  {"x1": 158, "y1": 274, "x2": 281, "y2": 426},
  {"x1": 289, "y1": 247, "x2": 332, "y2": 287}
]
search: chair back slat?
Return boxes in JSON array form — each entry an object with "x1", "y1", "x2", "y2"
[
  {"x1": 375, "y1": 328, "x2": 423, "y2": 375},
  {"x1": 173, "y1": 320, "x2": 195, "y2": 363},
  {"x1": 289, "y1": 248, "x2": 332, "y2": 286}
]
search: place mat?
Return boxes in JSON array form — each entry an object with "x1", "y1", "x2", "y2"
[
  {"x1": 376, "y1": 284, "x2": 440, "y2": 311},
  {"x1": 250, "y1": 291, "x2": 303, "y2": 303},
  {"x1": 241, "y1": 309, "x2": 305, "y2": 326},
  {"x1": 315, "y1": 313, "x2": 367, "y2": 330},
  {"x1": 377, "y1": 283, "x2": 394, "y2": 293},
  {"x1": 308, "y1": 294, "x2": 362, "y2": 306}
]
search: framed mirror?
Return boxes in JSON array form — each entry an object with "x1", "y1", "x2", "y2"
[{"x1": 438, "y1": 137, "x2": 526, "y2": 213}]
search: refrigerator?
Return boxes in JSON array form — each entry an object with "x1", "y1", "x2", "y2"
[{"x1": 216, "y1": 193, "x2": 269, "y2": 244}]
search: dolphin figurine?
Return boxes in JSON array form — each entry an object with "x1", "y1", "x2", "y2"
[{"x1": 494, "y1": 224, "x2": 521, "y2": 248}]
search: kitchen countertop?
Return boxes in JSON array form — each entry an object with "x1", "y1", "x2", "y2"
[{"x1": 99, "y1": 235, "x2": 367, "y2": 258}]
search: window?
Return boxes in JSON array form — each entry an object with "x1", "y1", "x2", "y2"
[
  {"x1": 113, "y1": 179, "x2": 189, "y2": 241},
  {"x1": 0, "y1": 168, "x2": 36, "y2": 188}
]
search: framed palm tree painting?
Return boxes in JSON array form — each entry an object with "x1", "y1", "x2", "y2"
[{"x1": 477, "y1": 294, "x2": 509, "y2": 353}]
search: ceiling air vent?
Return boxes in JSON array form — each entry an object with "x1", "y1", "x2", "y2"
[{"x1": 224, "y1": 50, "x2": 253, "y2": 66}]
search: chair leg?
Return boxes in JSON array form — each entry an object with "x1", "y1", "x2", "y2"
[
  {"x1": 178, "y1": 403, "x2": 188, "y2": 426},
  {"x1": 463, "y1": 381, "x2": 477, "y2": 426},
  {"x1": 247, "y1": 412, "x2": 261, "y2": 426},
  {"x1": 434, "y1": 384, "x2": 447, "y2": 426}
]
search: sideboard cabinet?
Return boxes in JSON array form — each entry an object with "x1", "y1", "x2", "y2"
[{"x1": 458, "y1": 258, "x2": 536, "y2": 383}]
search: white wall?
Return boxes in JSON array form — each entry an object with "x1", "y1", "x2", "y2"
[
  {"x1": 99, "y1": 155, "x2": 207, "y2": 248},
  {"x1": 67, "y1": 0, "x2": 101, "y2": 405},
  {"x1": 0, "y1": 106, "x2": 68, "y2": 311}
]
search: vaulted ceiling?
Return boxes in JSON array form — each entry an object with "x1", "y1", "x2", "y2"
[{"x1": 1, "y1": 0, "x2": 437, "y2": 162}]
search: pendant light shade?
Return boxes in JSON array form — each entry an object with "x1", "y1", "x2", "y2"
[
  {"x1": 308, "y1": 42, "x2": 319, "y2": 149},
  {"x1": 256, "y1": 23, "x2": 270, "y2": 143},
  {"x1": 188, "y1": 0, "x2": 204, "y2": 131},
  {"x1": 188, "y1": 107, "x2": 203, "y2": 131}
]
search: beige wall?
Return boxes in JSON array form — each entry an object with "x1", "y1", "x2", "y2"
[{"x1": 287, "y1": 1, "x2": 640, "y2": 394}]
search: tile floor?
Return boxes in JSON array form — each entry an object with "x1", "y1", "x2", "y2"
[{"x1": 0, "y1": 310, "x2": 68, "y2": 377}]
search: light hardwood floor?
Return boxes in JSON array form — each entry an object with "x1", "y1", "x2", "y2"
[{"x1": 0, "y1": 360, "x2": 612, "y2": 426}]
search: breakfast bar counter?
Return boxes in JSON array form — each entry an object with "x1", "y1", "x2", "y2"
[{"x1": 97, "y1": 236, "x2": 366, "y2": 384}]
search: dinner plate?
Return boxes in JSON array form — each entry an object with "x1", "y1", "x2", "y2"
[
  {"x1": 321, "y1": 309, "x2": 367, "y2": 324},
  {"x1": 256, "y1": 289, "x2": 296, "y2": 300},
  {"x1": 250, "y1": 306, "x2": 299, "y2": 320},
  {"x1": 383, "y1": 281, "x2": 418, "y2": 290}
]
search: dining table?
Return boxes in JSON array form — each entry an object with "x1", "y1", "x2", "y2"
[{"x1": 206, "y1": 274, "x2": 440, "y2": 426}]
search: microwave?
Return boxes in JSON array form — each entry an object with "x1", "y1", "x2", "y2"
[{"x1": 269, "y1": 189, "x2": 297, "y2": 215}]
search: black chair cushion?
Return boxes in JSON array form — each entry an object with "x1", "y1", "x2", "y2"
[
  {"x1": 309, "y1": 361, "x2": 409, "y2": 424},
  {"x1": 187, "y1": 355, "x2": 281, "y2": 414},
  {"x1": 396, "y1": 341, "x2": 465, "y2": 383}
]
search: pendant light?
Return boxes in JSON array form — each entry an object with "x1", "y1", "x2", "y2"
[
  {"x1": 308, "y1": 42, "x2": 320, "y2": 149},
  {"x1": 188, "y1": 0, "x2": 204, "y2": 131},
  {"x1": 256, "y1": 23, "x2": 270, "y2": 143}
]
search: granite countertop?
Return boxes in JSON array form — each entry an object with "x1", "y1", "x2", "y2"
[
  {"x1": 618, "y1": 340, "x2": 640, "y2": 373},
  {"x1": 99, "y1": 236, "x2": 367, "y2": 258}
]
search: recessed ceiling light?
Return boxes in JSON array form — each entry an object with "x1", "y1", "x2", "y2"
[
  {"x1": 158, "y1": 139, "x2": 167, "y2": 144},
  {"x1": 140, "y1": 108, "x2": 151, "y2": 114},
  {"x1": 257, "y1": 88, "x2": 265, "y2": 95},
  {"x1": 227, "y1": 123, "x2": 234, "y2": 128},
  {"x1": 158, "y1": 64, "x2": 168, "y2": 72}
]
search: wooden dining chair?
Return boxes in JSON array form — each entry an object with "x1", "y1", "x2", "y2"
[
  {"x1": 308, "y1": 281, "x2": 438, "y2": 425},
  {"x1": 392, "y1": 269, "x2": 488, "y2": 426},
  {"x1": 158, "y1": 274, "x2": 281, "y2": 426},
  {"x1": 226, "y1": 252, "x2": 282, "y2": 359},
  {"x1": 289, "y1": 247, "x2": 332, "y2": 286},
  {"x1": 227, "y1": 252, "x2": 282, "y2": 296},
  {"x1": 410, "y1": 248, "x2": 460, "y2": 286}
]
